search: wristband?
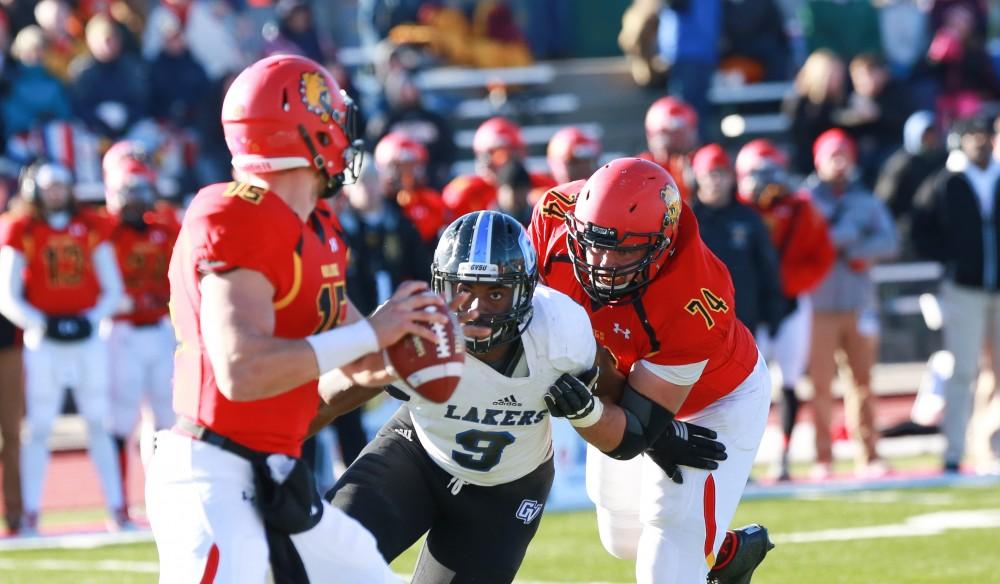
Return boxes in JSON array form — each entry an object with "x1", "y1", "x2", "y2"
[
  {"x1": 305, "y1": 319, "x2": 378, "y2": 376},
  {"x1": 569, "y1": 397, "x2": 605, "y2": 428}
]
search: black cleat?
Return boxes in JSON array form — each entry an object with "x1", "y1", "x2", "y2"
[{"x1": 708, "y1": 524, "x2": 775, "y2": 584}]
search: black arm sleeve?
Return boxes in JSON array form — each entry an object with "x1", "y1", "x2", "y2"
[{"x1": 606, "y1": 383, "x2": 676, "y2": 460}]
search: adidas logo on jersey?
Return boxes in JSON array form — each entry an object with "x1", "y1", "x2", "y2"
[
  {"x1": 393, "y1": 428, "x2": 413, "y2": 441},
  {"x1": 492, "y1": 394, "x2": 523, "y2": 407}
]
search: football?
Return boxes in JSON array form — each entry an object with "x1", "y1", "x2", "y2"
[{"x1": 384, "y1": 302, "x2": 465, "y2": 403}]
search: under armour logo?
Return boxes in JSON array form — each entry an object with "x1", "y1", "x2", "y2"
[
  {"x1": 393, "y1": 428, "x2": 413, "y2": 441},
  {"x1": 515, "y1": 499, "x2": 543, "y2": 525},
  {"x1": 612, "y1": 323, "x2": 631, "y2": 339}
]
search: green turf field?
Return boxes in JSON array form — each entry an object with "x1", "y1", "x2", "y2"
[{"x1": 2, "y1": 485, "x2": 999, "y2": 583}]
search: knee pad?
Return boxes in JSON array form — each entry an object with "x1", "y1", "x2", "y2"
[{"x1": 595, "y1": 507, "x2": 642, "y2": 560}]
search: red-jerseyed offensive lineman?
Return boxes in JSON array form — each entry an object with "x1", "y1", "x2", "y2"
[{"x1": 530, "y1": 158, "x2": 774, "y2": 584}]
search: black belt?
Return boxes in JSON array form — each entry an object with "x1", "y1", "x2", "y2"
[{"x1": 175, "y1": 417, "x2": 263, "y2": 461}]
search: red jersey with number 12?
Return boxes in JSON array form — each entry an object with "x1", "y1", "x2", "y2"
[
  {"x1": 529, "y1": 182, "x2": 759, "y2": 418},
  {"x1": 169, "y1": 182, "x2": 349, "y2": 456}
]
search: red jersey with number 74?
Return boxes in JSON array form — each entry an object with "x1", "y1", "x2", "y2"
[
  {"x1": 169, "y1": 182, "x2": 349, "y2": 456},
  {"x1": 528, "y1": 182, "x2": 759, "y2": 418}
]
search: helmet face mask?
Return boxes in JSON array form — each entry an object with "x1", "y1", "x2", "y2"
[
  {"x1": 431, "y1": 211, "x2": 537, "y2": 354},
  {"x1": 565, "y1": 212, "x2": 670, "y2": 305}
]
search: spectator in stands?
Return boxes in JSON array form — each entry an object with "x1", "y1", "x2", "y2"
[
  {"x1": 357, "y1": 0, "x2": 423, "y2": 50},
  {"x1": 2, "y1": 26, "x2": 72, "y2": 139},
  {"x1": 784, "y1": 49, "x2": 847, "y2": 176},
  {"x1": 735, "y1": 138, "x2": 837, "y2": 481},
  {"x1": 656, "y1": 0, "x2": 721, "y2": 138},
  {"x1": 925, "y1": 2, "x2": 1000, "y2": 128},
  {"x1": 911, "y1": 114, "x2": 1000, "y2": 473},
  {"x1": 618, "y1": 0, "x2": 668, "y2": 88},
  {"x1": 70, "y1": 14, "x2": 149, "y2": 141},
  {"x1": 387, "y1": 1, "x2": 533, "y2": 68},
  {"x1": 368, "y1": 71, "x2": 455, "y2": 190},
  {"x1": 142, "y1": 0, "x2": 244, "y2": 81},
  {"x1": 546, "y1": 126, "x2": 601, "y2": 185},
  {"x1": 639, "y1": 96, "x2": 699, "y2": 203},
  {"x1": 333, "y1": 158, "x2": 430, "y2": 465},
  {"x1": 720, "y1": 0, "x2": 790, "y2": 82},
  {"x1": 834, "y1": 53, "x2": 913, "y2": 187},
  {"x1": 373, "y1": 130, "x2": 450, "y2": 246},
  {"x1": 690, "y1": 143, "x2": 783, "y2": 337},
  {"x1": 876, "y1": 0, "x2": 930, "y2": 82},
  {"x1": 33, "y1": 0, "x2": 88, "y2": 83},
  {"x1": 804, "y1": 128, "x2": 899, "y2": 479},
  {"x1": 800, "y1": 0, "x2": 882, "y2": 63},
  {"x1": 442, "y1": 116, "x2": 554, "y2": 218},
  {"x1": 875, "y1": 110, "x2": 947, "y2": 258},
  {"x1": 148, "y1": 13, "x2": 209, "y2": 132},
  {"x1": 262, "y1": 0, "x2": 337, "y2": 65}
]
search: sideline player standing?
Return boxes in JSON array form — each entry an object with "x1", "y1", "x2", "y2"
[
  {"x1": 103, "y1": 148, "x2": 179, "y2": 515},
  {"x1": 0, "y1": 161, "x2": 126, "y2": 532},
  {"x1": 144, "y1": 54, "x2": 446, "y2": 583},
  {"x1": 530, "y1": 158, "x2": 774, "y2": 584},
  {"x1": 325, "y1": 210, "x2": 727, "y2": 583}
]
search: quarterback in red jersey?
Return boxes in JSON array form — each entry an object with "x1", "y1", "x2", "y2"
[
  {"x1": 530, "y1": 158, "x2": 773, "y2": 584},
  {"x1": 374, "y1": 131, "x2": 450, "y2": 244},
  {"x1": 0, "y1": 161, "x2": 126, "y2": 533},
  {"x1": 144, "y1": 55, "x2": 449, "y2": 583},
  {"x1": 735, "y1": 139, "x2": 835, "y2": 480},
  {"x1": 442, "y1": 117, "x2": 556, "y2": 217},
  {"x1": 103, "y1": 149, "x2": 179, "y2": 515}
]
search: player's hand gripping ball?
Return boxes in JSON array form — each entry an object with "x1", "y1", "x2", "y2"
[{"x1": 384, "y1": 302, "x2": 465, "y2": 403}]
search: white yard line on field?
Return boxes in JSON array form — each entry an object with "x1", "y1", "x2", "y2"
[
  {"x1": 0, "y1": 558, "x2": 159, "y2": 573},
  {"x1": 772, "y1": 509, "x2": 1000, "y2": 544}
]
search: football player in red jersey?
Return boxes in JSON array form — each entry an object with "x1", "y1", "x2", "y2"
[
  {"x1": 143, "y1": 55, "x2": 453, "y2": 583},
  {"x1": 442, "y1": 116, "x2": 556, "y2": 217},
  {"x1": 529, "y1": 158, "x2": 774, "y2": 584},
  {"x1": 0, "y1": 161, "x2": 127, "y2": 534},
  {"x1": 374, "y1": 131, "x2": 450, "y2": 245},
  {"x1": 546, "y1": 126, "x2": 602, "y2": 185},
  {"x1": 637, "y1": 97, "x2": 699, "y2": 204},
  {"x1": 735, "y1": 139, "x2": 836, "y2": 481},
  {"x1": 103, "y1": 152, "x2": 179, "y2": 519},
  {"x1": 102, "y1": 140, "x2": 182, "y2": 231}
]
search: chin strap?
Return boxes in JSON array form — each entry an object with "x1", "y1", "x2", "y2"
[{"x1": 298, "y1": 124, "x2": 345, "y2": 199}]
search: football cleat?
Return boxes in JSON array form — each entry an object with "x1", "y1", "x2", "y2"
[{"x1": 708, "y1": 524, "x2": 774, "y2": 584}]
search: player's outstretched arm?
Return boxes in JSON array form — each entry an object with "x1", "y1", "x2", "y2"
[
  {"x1": 0, "y1": 246, "x2": 46, "y2": 330},
  {"x1": 201, "y1": 272, "x2": 448, "y2": 402}
]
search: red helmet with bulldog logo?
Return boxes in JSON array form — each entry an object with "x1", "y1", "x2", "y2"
[
  {"x1": 566, "y1": 158, "x2": 682, "y2": 305},
  {"x1": 221, "y1": 54, "x2": 362, "y2": 196}
]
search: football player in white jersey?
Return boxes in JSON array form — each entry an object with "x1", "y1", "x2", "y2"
[{"x1": 326, "y1": 211, "x2": 726, "y2": 583}]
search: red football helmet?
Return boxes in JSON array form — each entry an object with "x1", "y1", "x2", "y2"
[
  {"x1": 374, "y1": 131, "x2": 429, "y2": 191},
  {"x1": 645, "y1": 97, "x2": 697, "y2": 136},
  {"x1": 103, "y1": 140, "x2": 157, "y2": 196},
  {"x1": 735, "y1": 139, "x2": 789, "y2": 206},
  {"x1": 221, "y1": 54, "x2": 362, "y2": 197},
  {"x1": 547, "y1": 126, "x2": 601, "y2": 184},
  {"x1": 566, "y1": 158, "x2": 682, "y2": 305},
  {"x1": 473, "y1": 117, "x2": 525, "y2": 156}
]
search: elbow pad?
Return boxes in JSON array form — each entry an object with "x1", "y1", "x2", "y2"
[{"x1": 606, "y1": 383, "x2": 675, "y2": 460}]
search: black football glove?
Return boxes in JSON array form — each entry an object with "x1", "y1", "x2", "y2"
[
  {"x1": 646, "y1": 421, "x2": 727, "y2": 484},
  {"x1": 44, "y1": 315, "x2": 93, "y2": 342},
  {"x1": 544, "y1": 366, "x2": 601, "y2": 425}
]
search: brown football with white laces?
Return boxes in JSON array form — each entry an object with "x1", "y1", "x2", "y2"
[{"x1": 384, "y1": 303, "x2": 465, "y2": 403}]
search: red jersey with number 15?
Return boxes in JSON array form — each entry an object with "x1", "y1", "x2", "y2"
[
  {"x1": 529, "y1": 182, "x2": 759, "y2": 418},
  {"x1": 0, "y1": 209, "x2": 110, "y2": 314},
  {"x1": 169, "y1": 182, "x2": 349, "y2": 456}
]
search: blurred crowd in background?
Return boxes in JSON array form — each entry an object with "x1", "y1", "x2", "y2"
[{"x1": 1, "y1": 0, "x2": 1000, "y2": 536}]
